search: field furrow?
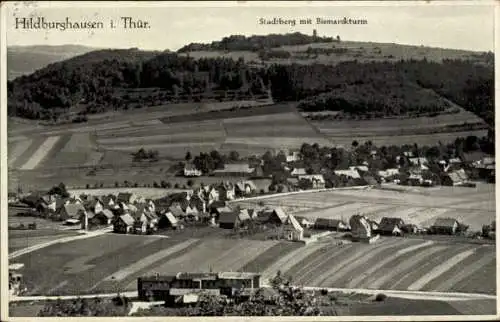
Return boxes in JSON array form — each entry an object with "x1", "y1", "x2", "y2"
[
  {"x1": 8, "y1": 139, "x2": 33, "y2": 167},
  {"x1": 20, "y1": 136, "x2": 61, "y2": 170}
]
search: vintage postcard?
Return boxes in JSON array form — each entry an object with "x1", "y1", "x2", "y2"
[{"x1": 0, "y1": 1, "x2": 497, "y2": 320}]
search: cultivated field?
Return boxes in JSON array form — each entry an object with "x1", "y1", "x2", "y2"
[
  {"x1": 233, "y1": 184, "x2": 495, "y2": 232},
  {"x1": 309, "y1": 108, "x2": 489, "y2": 147},
  {"x1": 11, "y1": 231, "x2": 495, "y2": 296}
]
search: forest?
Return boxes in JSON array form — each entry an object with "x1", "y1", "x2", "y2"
[
  {"x1": 177, "y1": 32, "x2": 335, "y2": 52},
  {"x1": 7, "y1": 46, "x2": 494, "y2": 128}
]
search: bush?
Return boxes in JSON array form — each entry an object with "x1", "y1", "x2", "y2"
[
  {"x1": 320, "y1": 289, "x2": 328, "y2": 296},
  {"x1": 375, "y1": 293, "x2": 387, "y2": 302}
]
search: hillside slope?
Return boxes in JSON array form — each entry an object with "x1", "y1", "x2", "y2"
[{"x1": 7, "y1": 45, "x2": 97, "y2": 80}]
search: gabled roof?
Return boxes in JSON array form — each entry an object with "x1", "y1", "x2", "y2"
[
  {"x1": 285, "y1": 214, "x2": 304, "y2": 232},
  {"x1": 290, "y1": 168, "x2": 307, "y2": 175},
  {"x1": 119, "y1": 213, "x2": 135, "y2": 226},
  {"x1": 169, "y1": 205, "x2": 185, "y2": 217},
  {"x1": 378, "y1": 217, "x2": 404, "y2": 231},
  {"x1": 447, "y1": 169, "x2": 468, "y2": 183},
  {"x1": 162, "y1": 212, "x2": 178, "y2": 226},
  {"x1": 432, "y1": 217, "x2": 459, "y2": 228},
  {"x1": 409, "y1": 157, "x2": 428, "y2": 165},
  {"x1": 62, "y1": 203, "x2": 86, "y2": 218},
  {"x1": 235, "y1": 180, "x2": 257, "y2": 192},
  {"x1": 99, "y1": 209, "x2": 114, "y2": 219},
  {"x1": 238, "y1": 209, "x2": 252, "y2": 222},
  {"x1": 334, "y1": 169, "x2": 361, "y2": 179},
  {"x1": 263, "y1": 207, "x2": 288, "y2": 223},
  {"x1": 219, "y1": 211, "x2": 238, "y2": 224},
  {"x1": 184, "y1": 163, "x2": 200, "y2": 171},
  {"x1": 117, "y1": 192, "x2": 134, "y2": 203}
]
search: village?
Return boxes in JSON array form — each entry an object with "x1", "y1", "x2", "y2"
[{"x1": 9, "y1": 144, "x2": 496, "y2": 241}]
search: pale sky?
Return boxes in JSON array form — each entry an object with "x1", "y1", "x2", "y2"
[{"x1": 3, "y1": 1, "x2": 496, "y2": 52}]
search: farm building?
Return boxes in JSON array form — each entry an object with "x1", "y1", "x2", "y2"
[
  {"x1": 216, "y1": 182, "x2": 236, "y2": 201},
  {"x1": 235, "y1": 180, "x2": 257, "y2": 196},
  {"x1": 213, "y1": 163, "x2": 256, "y2": 177},
  {"x1": 95, "y1": 209, "x2": 114, "y2": 225},
  {"x1": 314, "y1": 218, "x2": 349, "y2": 231},
  {"x1": 430, "y1": 218, "x2": 460, "y2": 235},
  {"x1": 189, "y1": 195, "x2": 206, "y2": 213},
  {"x1": 261, "y1": 207, "x2": 288, "y2": 225},
  {"x1": 442, "y1": 169, "x2": 469, "y2": 186},
  {"x1": 169, "y1": 205, "x2": 186, "y2": 218},
  {"x1": 350, "y1": 215, "x2": 378, "y2": 243},
  {"x1": 56, "y1": 203, "x2": 87, "y2": 221},
  {"x1": 238, "y1": 209, "x2": 253, "y2": 222},
  {"x1": 100, "y1": 195, "x2": 118, "y2": 209},
  {"x1": 294, "y1": 216, "x2": 314, "y2": 228},
  {"x1": 137, "y1": 271, "x2": 262, "y2": 302},
  {"x1": 114, "y1": 213, "x2": 135, "y2": 234},
  {"x1": 282, "y1": 214, "x2": 304, "y2": 241},
  {"x1": 377, "y1": 168, "x2": 399, "y2": 179},
  {"x1": 218, "y1": 210, "x2": 240, "y2": 229},
  {"x1": 132, "y1": 213, "x2": 149, "y2": 234},
  {"x1": 376, "y1": 217, "x2": 405, "y2": 236},
  {"x1": 350, "y1": 165, "x2": 369, "y2": 173},
  {"x1": 298, "y1": 174, "x2": 326, "y2": 189},
  {"x1": 117, "y1": 192, "x2": 137, "y2": 204},
  {"x1": 290, "y1": 168, "x2": 307, "y2": 177},
  {"x1": 407, "y1": 174, "x2": 424, "y2": 186},
  {"x1": 184, "y1": 163, "x2": 202, "y2": 177},
  {"x1": 159, "y1": 211, "x2": 179, "y2": 229}
]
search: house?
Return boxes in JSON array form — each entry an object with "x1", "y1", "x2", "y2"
[
  {"x1": 408, "y1": 174, "x2": 423, "y2": 186},
  {"x1": 282, "y1": 214, "x2": 304, "y2": 241},
  {"x1": 378, "y1": 168, "x2": 399, "y2": 179},
  {"x1": 92, "y1": 209, "x2": 114, "y2": 225},
  {"x1": 213, "y1": 163, "x2": 255, "y2": 177},
  {"x1": 349, "y1": 215, "x2": 376, "y2": 242},
  {"x1": 334, "y1": 169, "x2": 361, "y2": 179},
  {"x1": 286, "y1": 151, "x2": 301, "y2": 163},
  {"x1": 251, "y1": 165, "x2": 265, "y2": 178},
  {"x1": 169, "y1": 205, "x2": 186, "y2": 218},
  {"x1": 117, "y1": 192, "x2": 137, "y2": 205},
  {"x1": 185, "y1": 205, "x2": 200, "y2": 219},
  {"x1": 207, "y1": 187, "x2": 220, "y2": 202},
  {"x1": 84, "y1": 198, "x2": 104, "y2": 214},
  {"x1": 376, "y1": 217, "x2": 405, "y2": 236},
  {"x1": 214, "y1": 206, "x2": 234, "y2": 218},
  {"x1": 159, "y1": 211, "x2": 179, "y2": 229},
  {"x1": 298, "y1": 175, "x2": 326, "y2": 189},
  {"x1": 430, "y1": 217, "x2": 459, "y2": 235},
  {"x1": 261, "y1": 207, "x2": 288, "y2": 225},
  {"x1": 184, "y1": 163, "x2": 202, "y2": 177},
  {"x1": 217, "y1": 182, "x2": 236, "y2": 201},
  {"x1": 100, "y1": 195, "x2": 118, "y2": 209},
  {"x1": 294, "y1": 216, "x2": 314, "y2": 229},
  {"x1": 238, "y1": 209, "x2": 252, "y2": 222},
  {"x1": 189, "y1": 195, "x2": 206, "y2": 213},
  {"x1": 350, "y1": 165, "x2": 369, "y2": 173},
  {"x1": 8, "y1": 192, "x2": 18, "y2": 204},
  {"x1": 363, "y1": 175, "x2": 378, "y2": 186},
  {"x1": 314, "y1": 218, "x2": 349, "y2": 231},
  {"x1": 56, "y1": 203, "x2": 87, "y2": 221},
  {"x1": 207, "y1": 200, "x2": 227, "y2": 215},
  {"x1": 132, "y1": 212, "x2": 150, "y2": 234},
  {"x1": 235, "y1": 180, "x2": 257, "y2": 196},
  {"x1": 442, "y1": 169, "x2": 468, "y2": 186},
  {"x1": 218, "y1": 210, "x2": 240, "y2": 229},
  {"x1": 409, "y1": 157, "x2": 429, "y2": 167},
  {"x1": 290, "y1": 168, "x2": 307, "y2": 177},
  {"x1": 114, "y1": 213, "x2": 135, "y2": 234}
]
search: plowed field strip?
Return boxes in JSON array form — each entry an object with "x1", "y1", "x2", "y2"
[
  {"x1": 429, "y1": 250, "x2": 494, "y2": 292},
  {"x1": 308, "y1": 238, "x2": 402, "y2": 287},
  {"x1": 387, "y1": 244, "x2": 473, "y2": 290},
  {"x1": 101, "y1": 238, "x2": 200, "y2": 282},
  {"x1": 347, "y1": 240, "x2": 434, "y2": 288},
  {"x1": 208, "y1": 240, "x2": 278, "y2": 272},
  {"x1": 261, "y1": 244, "x2": 324, "y2": 282},
  {"x1": 21, "y1": 136, "x2": 60, "y2": 170},
  {"x1": 450, "y1": 259, "x2": 496, "y2": 295},
  {"x1": 407, "y1": 248, "x2": 476, "y2": 291},
  {"x1": 287, "y1": 245, "x2": 354, "y2": 285},
  {"x1": 10, "y1": 137, "x2": 46, "y2": 169},
  {"x1": 240, "y1": 242, "x2": 301, "y2": 273},
  {"x1": 322, "y1": 239, "x2": 416, "y2": 287},
  {"x1": 8, "y1": 139, "x2": 33, "y2": 167}
]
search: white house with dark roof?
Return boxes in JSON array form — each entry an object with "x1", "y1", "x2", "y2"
[
  {"x1": 298, "y1": 174, "x2": 325, "y2": 189},
  {"x1": 184, "y1": 163, "x2": 202, "y2": 177},
  {"x1": 283, "y1": 214, "x2": 304, "y2": 241}
]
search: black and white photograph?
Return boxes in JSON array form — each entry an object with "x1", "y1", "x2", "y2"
[{"x1": 1, "y1": 1, "x2": 497, "y2": 319}]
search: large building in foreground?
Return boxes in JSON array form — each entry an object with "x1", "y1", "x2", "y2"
[{"x1": 138, "y1": 272, "x2": 261, "y2": 302}]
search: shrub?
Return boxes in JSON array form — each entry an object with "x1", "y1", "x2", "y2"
[
  {"x1": 375, "y1": 293, "x2": 387, "y2": 302},
  {"x1": 320, "y1": 289, "x2": 328, "y2": 296}
]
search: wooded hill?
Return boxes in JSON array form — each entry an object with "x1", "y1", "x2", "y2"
[{"x1": 7, "y1": 38, "x2": 494, "y2": 128}]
